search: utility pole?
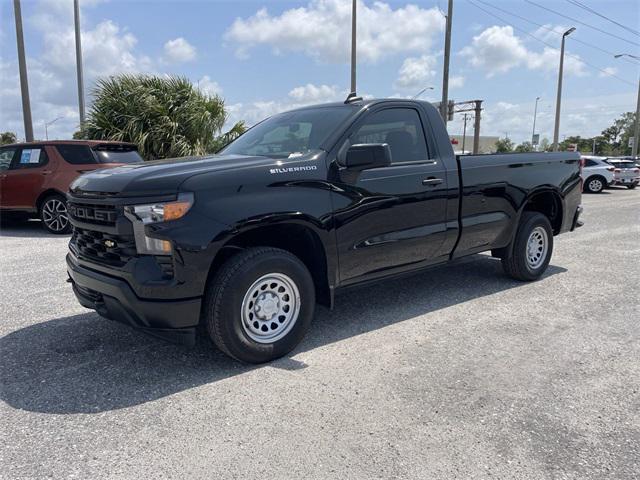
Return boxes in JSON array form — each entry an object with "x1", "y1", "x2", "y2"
[
  {"x1": 74, "y1": 0, "x2": 86, "y2": 127},
  {"x1": 473, "y1": 100, "x2": 482, "y2": 154},
  {"x1": 13, "y1": 0, "x2": 33, "y2": 142},
  {"x1": 614, "y1": 54, "x2": 640, "y2": 157},
  {"x1": 45, "y1": 117, "x2": 62, "y2": 141},
  {"x1": 461, "y1": 113, "x2": 470, "y2": 153},
  {"x1": 532, "y1": 96, "x2": 540, "y2": 150},
  {"x1": 350, "y1": 0, "x2": 357, "y2": 94},
  {"x1": 553, "y1": 27, "x2": 576, "y2": 151},
  {"x1": 440, "y1": 0, "x2": 453, "y2": 123}
]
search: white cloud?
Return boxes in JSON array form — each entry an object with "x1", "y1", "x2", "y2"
[
  {"x1": 461, "y1": 25, "x2": 586, "y2": 77},
  {"x1": 394, "y1": 55, "x2": 437, "y2": 90},
  {"x1": 226, "y1": 83, "x2": 348, "y2": 129},
  {"x1": 224, "y1": 0, "x2": 444, "y2": 63},
  {"x1": 197, "y1": 75, "x2": 222, "y2": 96},
  {"x1": 163, "y1": 37, "x2": 196, "y2": 63},
  {"x1": 288, "y1": 84, "x2": 341, "y2": 102},
  {"x1": 450, "y1": 75, "x2": 465, "y2": 89},
  {"x1": 599, "y1": 67, "x2": 618, "y2": 78}
]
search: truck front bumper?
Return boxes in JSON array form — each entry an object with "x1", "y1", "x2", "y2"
[{"x1": 67, "y1": 254, "x2": 201, "y2": 346}]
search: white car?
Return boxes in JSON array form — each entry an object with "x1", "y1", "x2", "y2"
[
  {"x1": 607, "y1": 158, "x2": 639, "y2": 189},
  {"x1": 581, "y1": 156, "x2": 614, "y2": 193}
]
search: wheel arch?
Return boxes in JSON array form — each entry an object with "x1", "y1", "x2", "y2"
[
  {"x1": 206, "y1": 221, "x2": 333, "y2": 308},
  {"x1": 36, "y1": 188, "x2": 67, "y2": 212}
]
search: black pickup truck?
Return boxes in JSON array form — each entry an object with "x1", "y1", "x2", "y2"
[{"x1": 67, "y1": 99, "x2": 583, "y2": 363}]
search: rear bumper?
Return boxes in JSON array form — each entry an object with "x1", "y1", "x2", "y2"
[{"x1": 67, "y1": 253, "x2": 200, "y2": 346}]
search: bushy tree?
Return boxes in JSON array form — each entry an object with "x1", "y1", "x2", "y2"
[
  {"x1": 0, "y1": 131, "x2": 17, "y2": 145},
  {"x1": 82, "y1": 75, "x2": 242, "y2": 160},
  {"x1": 515, "y1": 141, "x2": 533, "y2": 153},
  {"x1": 495, "y1": 137, "x2": 514, "y2": 153}
]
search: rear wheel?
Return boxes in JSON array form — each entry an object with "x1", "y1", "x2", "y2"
[
  {"x1": 628, "y1": 184, "x2": 637, "y2": 190},
  {"x1": 39, "y1": 194, "x2": 71, "y2": 234},
  {"x1": 501, "y1": 212, "x2": 553, "y2": 281},
  {"x1": 203, "y1": 247, "x2": 315, "y2": 363},
  {"x1": 584, "y1": 176, "x2": 604, "y2": 193}
]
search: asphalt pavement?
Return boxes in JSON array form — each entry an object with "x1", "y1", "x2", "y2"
[{"x1": 1, "y1": 187, "x2": 639, "y2": 479}]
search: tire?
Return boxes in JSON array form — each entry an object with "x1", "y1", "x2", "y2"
[
  {"x1": 203, "y1": 247, "x2": 315, "y2": 363},
  {"x1": 39, "y1": 194, "x2": 71, "y2": 234},
  {"x1": 628, "y1": 184, "x2": 637, "y2": 190},
  {"x1": 584, "y1": 176, "x2": 605, "y2": 193},
  {"x1": 501, "y1": 212, "x2": 554, "y2": 281}
]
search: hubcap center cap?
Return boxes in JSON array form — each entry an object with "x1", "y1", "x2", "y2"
[{"x1": 256, "y1": 293, "x2": 279, "y2": 319}]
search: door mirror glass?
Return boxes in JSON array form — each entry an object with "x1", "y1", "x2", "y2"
[{"x1": 345, "y1": 143, "x2": 392, "y2": 170}]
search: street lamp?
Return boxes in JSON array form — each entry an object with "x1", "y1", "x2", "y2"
[
  {"x1": 532, "y1": 96, "x2": 540, "y2": 150},
  {"x1": 615, "y1": 53, "x2": 640, "y2": 157},
  {"x1": 45, "y1": 117, "x2": 62, "y2": 140},
  {"x1": 412, "y1": 86, "x2": 434, "y2": 99},
  {"x1": 553, "y1": 27, "x2": 576, "y2": 151}
]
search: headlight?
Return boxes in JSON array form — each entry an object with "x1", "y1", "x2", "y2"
[{"x1": 124, "y1": 193, "x2": 194, "y2": 255}]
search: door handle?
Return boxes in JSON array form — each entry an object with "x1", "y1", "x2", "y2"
[
  {"x1": 422, "y1": 177, "x2": 443, "y2": 186},
  {"x1": 41, "y1": 170, "x2": 52, "y2": 175}
]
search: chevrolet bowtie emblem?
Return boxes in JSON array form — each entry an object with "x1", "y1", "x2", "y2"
[{"x1": 104, "y1": 239, "x2": 116, "y2": 248}]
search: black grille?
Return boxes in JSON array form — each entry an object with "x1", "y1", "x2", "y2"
[
  {"x1": 70, "y1": 227, "x2": 136, "y2": 267},
  {"x1": 68, "y1": 201, "x2": 118, "y2": 226}
]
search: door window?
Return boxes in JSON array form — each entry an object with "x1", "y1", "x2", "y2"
[
  {"x1": 56, "y1": 144, "x2": 96, "y2": 165},
  {"x1": 12, "y1": 147, "x2": 48, "y2": 169},
  {"x1": 351, "y1": 108, "x2": 429, "y2": 163},
  {"x1": 0, "y1": 148, "x2": 16, "y2": 171}
]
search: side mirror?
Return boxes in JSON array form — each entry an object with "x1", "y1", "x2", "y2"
[{"x1": 344, "y1": 143, "x2": 392, "y2": 170}]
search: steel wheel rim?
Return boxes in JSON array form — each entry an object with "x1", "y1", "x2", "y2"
[
  {"x1": 241, "y1": 273, "x2": 301, "y2": 344},
  {"x1": 526, "y1": 226, "x2": 548, "y2": 270},
  {"x1": 42, "y1": 199, "x2": 68, "y2": 232},
  {"x1": 589, "y1": 179, "x2": 602, "y2": 191}
]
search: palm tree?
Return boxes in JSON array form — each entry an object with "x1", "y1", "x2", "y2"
[
  {"x1": 82, "y1": 75, "x2": 241, "y2": 160},
  {"x1": 0, "y1": 132, "x2": 17, "y2": 145}
]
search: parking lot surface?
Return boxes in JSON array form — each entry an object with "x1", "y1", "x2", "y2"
[{"x1": 1, "y1": 188, "x2": 639, "y2": 479}]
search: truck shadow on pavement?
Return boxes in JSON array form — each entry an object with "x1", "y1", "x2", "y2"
[{"x1": 0, "y1": 255, "x2": 566, "y2": 414}]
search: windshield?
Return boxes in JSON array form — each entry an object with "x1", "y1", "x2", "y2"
[
  {"x1": 94, "y1": 148, "x2": 143, "y2": 164},
  {"x1": 608, "y1": 161, "x2": 637, "y2": 169},
  {"x1": 221, "y1": 107, "x2": 353, "y2": 158}
]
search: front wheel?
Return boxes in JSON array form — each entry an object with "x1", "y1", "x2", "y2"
[
  {"x1": 40, "y1": 195, "x2": 71, "y2": 234},
  {"x1": 501, "y1": 212, "x2": 554, "y2": 281},
  {"x1": 628, "y1": 184, "x2": 637, "y2": 190},
  {"x1": 203, "y1": 247, "x2": 315, "y2": 363}
]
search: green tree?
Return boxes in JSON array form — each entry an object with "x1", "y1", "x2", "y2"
[
  {"x1": 495, "y1": 137, "x2": 514, "y2": 153},
  {"x1": 83, "y1": 75, "x2": 241, "y2": 160},
  {"x1": 600, "y1": 112, "x2": 635, "y2": 155},
  {"x1": 515, "y1": 141, "x2": 533, "y2": 153},
  {"x1": 539, "y1": 137, "x2": 550, "y2": 151},
  {"x1": 558, "y1": 136, "x2": 593, "y2": 153},
  {"x1": 211, "y1": 120, "x2": 247, "y2": 153},
  {"x1": 0, "y1": 131, "x2": 17, "y2": 145}
]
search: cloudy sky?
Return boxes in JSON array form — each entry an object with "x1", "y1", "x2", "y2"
[{"x1": 0, "y1": 0, "x2": 638, "y2": 144}]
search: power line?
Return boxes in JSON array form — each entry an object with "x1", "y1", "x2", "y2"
[
  {"x1": 474, "y1": 0, "x2": 638, "y2": 66},
  {"x1": 465, "y1": 0, "x2": 636, "y2": 87},
  {"x1": 565, "y1": 0, "x2": 640, "y2": 38},
  {"x1": 525, "y1": 0, "x2": 640, "y2": 47}
]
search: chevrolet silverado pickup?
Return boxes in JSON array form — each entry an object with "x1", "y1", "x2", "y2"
[{"x1": 66, "y1": 98, "x2": 583, "y2": 363}]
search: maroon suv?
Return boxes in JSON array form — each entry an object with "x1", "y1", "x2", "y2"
[{"x1": 0, "y1": 140, "x2": 142, "y2": 233}]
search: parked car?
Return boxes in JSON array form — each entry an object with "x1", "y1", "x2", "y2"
[
  {"x1": 607, "y1": 158, "x2": 639, "y2": 189},
  {"x1": 0, "y1": 140, "x2": 142, "y2": 233},
  {"x1": 66, "y1": 98, "x2": 582, "y2": 363},
  {"x1": 580, "y1": 156, "x2": 615, "y2": 193}
]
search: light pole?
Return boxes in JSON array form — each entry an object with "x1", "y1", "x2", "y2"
[
  {"x1": 13, "y1": 0, "x2": 34, "y2": 142},
  {"x1": 532, "y1": 96, "x2": 540, "y2": 150},
  {"x1": 350, "y1": 0, "x2": 356, "y2": 95},
  {"x1": 614, "y1": 53, "x2": 640, "y2": 157},
  {"x1": 440, "y1": 0, "x2": 453, "y2": 123},
  {"x1": 74, "y1": 0, "x2": 86, "y2": 127},
  {"x1": 553, "y1": 27, "x2": 576, "y2": 151},
  {"x1": 45, "y1": 117, "x2": 62, "y2": 140}
]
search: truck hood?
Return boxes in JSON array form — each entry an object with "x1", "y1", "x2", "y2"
[{"x1": 69, "y1": 154, "x2": 287, "y2": 197}]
